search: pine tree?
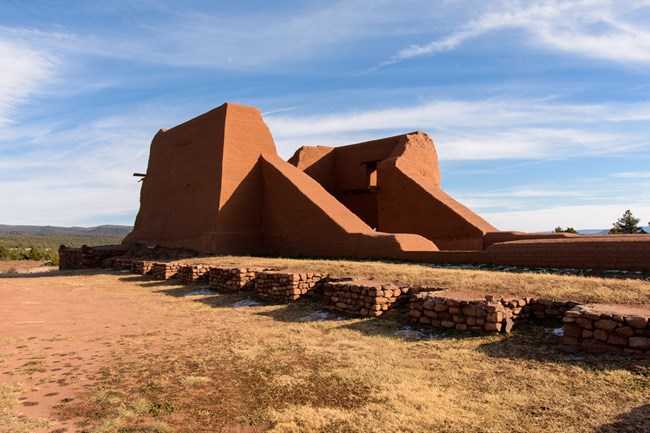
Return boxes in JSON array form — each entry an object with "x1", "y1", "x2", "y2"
[{"x1": 609, "y1": 210, "x2": 647, "y2": 234}]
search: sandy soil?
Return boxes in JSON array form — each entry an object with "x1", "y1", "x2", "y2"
[
  {"x1": 0, "y1": 269, "x2": 210, "y2": 432},
  {"x1": 1, "y1": 267, "x2": 648, "y2": 433},
  {"x1": 0, "y1": 260, "x2": 55, "y2": 274}
]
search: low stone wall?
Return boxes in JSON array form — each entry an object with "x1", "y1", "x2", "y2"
[
  {"x1": 208, "y1": 267, "x2": 259, "y2": 292},
  {"x1": 409, "y1": 291, "x2": 578, "y2": 333},
  {"x1": 57, "y1": 246, "x2": 650, "y2": 356},
  {"x1": 323, "y1": 280, "x2": 412, "y2": 317},
  {"x1": 132, "y1": 260, "x2": 154, "y2": 275},
  {"x1": 151, "y1": 262, "x2": 181, "y2": 280},
  {"x1": 111, "y1": 258, "x2": 133, "y2": 271},
  {"x1": 254, "y1": 271, "x2": 327, "y2": 301},
  {"x1": 563, "y1": 305, "x2": 650, "y2": 355},
  {"x1": 178, "y1": 264, "x2": 213, "y2": 284},
  {"x1": 59, "y1": 245, "x2": 128, "y2": 270},
  {"x1": 410, "y1": 292, "x2": 509, "y2": 332}
]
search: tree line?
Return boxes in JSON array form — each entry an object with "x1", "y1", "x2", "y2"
[
  {"x1": 555, "y1": 209, "x2": 648, "y2": 235},
  {"x1": 0, "y1": 234, "x2": 125, "y2": 265}
]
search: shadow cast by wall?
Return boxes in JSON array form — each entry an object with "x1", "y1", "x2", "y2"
[
  {"x1": 592, "y1": 404, "x2": 650, "y2": 433},
  {"x1": 476, "y1": 321, "x2": 649, "y2": 371}
]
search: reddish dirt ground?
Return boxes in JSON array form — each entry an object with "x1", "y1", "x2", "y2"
[{"x1": 0, "y1": 269, "x2": 208, "y2": 432}]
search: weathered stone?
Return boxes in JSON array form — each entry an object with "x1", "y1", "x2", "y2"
[
  {"x1": 564, "y1": 324, "x2": 581, "y2": 337},
  {"x1": 614, "y1": 326, "x2": 636, "y2": 338},
  {"x1": 607, "y1": 334, "x2": 628, "y2": 346},
  {"x1": 594, "y1": 319, "x2": 618, "y2": 331},
  {"x1": 629, "y1": 337, "x2": 650, "y2": 350},
  {"x1": 575, "y1": 318, "x2": 594, "y2": 329},
  {"x1": 593, "y1": 329, "x2": 608, "y2": 341},
  {"x1": 484, "y1": 322, "x2": 502, "y2": 332},
  {"x1": 423, "y1": 298, "x2": 436, "y2": 310},
  {"x1": 503, "y1": 318, "x2": 515, "y2": 333},
  {"x1": 434, "y1": 303, "x2": 448, "y2": 312},
  {"x1": 462, "y1": 306, "x2": 477, "y2": 317},
  {"x1": 441, "y1": 320, "x2": 455, "y2": 329},
  {"x1": 626, "y1": 316, "x2": 649, "y2": 329}
]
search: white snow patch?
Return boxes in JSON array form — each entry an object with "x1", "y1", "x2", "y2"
[
  {"x1": 395, "y1": 327, "x2": 439, "y2": 341},
  {"x1": 184, "y1": 288, "x2": 217, "y2": 297},
  {"x1": 232, "y1": 299, "x2": 263, "y2": 308},
  {"x1": 299, "y1": 311, "x2": 332, "y2": 322}
]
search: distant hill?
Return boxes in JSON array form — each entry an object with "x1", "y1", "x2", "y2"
[
  {"x1": 578, "y1": 226, "x2": 650, "y2": 235},
  {"x1": 0, "y1": 224, "x2": 132, "y2": 237},
  {"x1": 577, "y1": 229, "x2": 609, "y2": 235}
]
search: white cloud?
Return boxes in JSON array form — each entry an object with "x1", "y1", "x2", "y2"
[
  {"x1": 266, "y1": 99, "x2": 650, "y2": 160},
  {"x1": 0, "y1": 36, "x2": 56, "y2": 126},
  {"x1": 610, "y1": 171, "x2": 650, "y2": 178},
  {"x1": 0, "y1": 107, "x2": 187, "y2": 225},
  {"x1": 482, "y1": 203, "x2": 650, "y2": 232},
  {"x1": 384, "y1": 0, "x2": 650, "y2": 67}
]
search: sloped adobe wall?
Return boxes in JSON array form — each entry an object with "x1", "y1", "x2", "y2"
[{"x1": 290, "y1": 132, "x2": 496, "y2": 250}]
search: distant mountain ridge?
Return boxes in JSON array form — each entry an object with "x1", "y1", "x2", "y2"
[
  {"x1": 0, "y1": 224, "x2": 133, "y2": 237},
  {"x1": 578, "y1": 226, "x2": 650, "y2": 235}
]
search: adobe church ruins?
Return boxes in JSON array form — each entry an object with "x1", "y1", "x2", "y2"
[{"x1": 124, "y1": 102, "x2": 650, "y2": 271}]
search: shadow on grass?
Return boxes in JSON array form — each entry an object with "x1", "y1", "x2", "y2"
[
  {"x1": 153, "y1": 285, "x2": 261, "y2": 309},
  {"x1": 120, "y1": 277, "x2": 184, "y2": 287},
  {"x1": 593, "y1": 404, "x2": 650, "y2": 433},
  {"x1": 476, "y1": 320, "x2": 650, "y2": 371}
]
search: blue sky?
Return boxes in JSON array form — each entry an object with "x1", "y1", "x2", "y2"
[{"x1": 1, "y1": 0, "x2": 649, "y2": 232}]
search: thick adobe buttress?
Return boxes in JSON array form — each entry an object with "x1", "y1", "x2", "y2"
[{"x1": 124, "y1": 102, "x2": 438, "y2": 258}]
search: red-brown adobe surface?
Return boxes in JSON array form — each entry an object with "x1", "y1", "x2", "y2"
[
  {"x1": 123, "y1": 102, "x2": 650, "y2": 271},
  {"x1": 124, "y1": 103, "x2": 437, "y2": 259}
]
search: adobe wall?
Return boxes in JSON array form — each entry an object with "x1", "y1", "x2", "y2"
[
  {"x1": 404, "y1": 235, "x2": 650, "y2": 272},
  {"x1": 124, "y1": 102, "x2": 439, "y2": 259},
  {"x1": 289, "y1": 132, "x2": 496, "y2": 250},
  {"x1": 259, "y1": 154, "x2": 438, "y2": 257}
]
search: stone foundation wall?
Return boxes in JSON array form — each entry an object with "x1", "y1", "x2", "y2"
[
  {"x1": 56, "y1": 246, "x2": 650, "y2": 356},
  {"x1": 178, "y1": 264, "x2": 212, "y2": 284},
  {"x1": 563, "y1": 305, "x2": 650, "y2": 355},
  {"x1": 208, "y1": 267, "x2": 259, "y2": 292},
  {"x1": 59, "y1": 245, "x2": 127, "y2": 270},
  {"x1": 254, "y1": 271, "x2": 327, "y2": 301},
  {"x1": 151, "y1": 262, "x2": 181, "y2": 280},
  {"x1": 132, "y1": 260, "x2": 154, "y2": 275},
  {"x1": 323, "y1": 280, "x2": 412, "y2": 317},
  {"x1": 409, "y1": 291, "x2": 578, "y2": 333},
  {"x1": 111, "y1": 258, "x2": 133, "y2": 271}
]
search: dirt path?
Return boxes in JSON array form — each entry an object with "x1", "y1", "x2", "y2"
[{"x1": 0, "y1": 270, "x2": 205, "y2": 433}]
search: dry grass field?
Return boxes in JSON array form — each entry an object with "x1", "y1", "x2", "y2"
[{"x1": 1, "y1": 262, "x2": 649, "y2": 433}]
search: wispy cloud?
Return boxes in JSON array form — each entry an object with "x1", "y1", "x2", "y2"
[
  {"x1": 0, "y1": 105, "x2": 190, "y2": 225},
  {"x1": 0, "y1": 32, "x2": 58, "y2": 126},
  {"x1": 482, "y1": 203, "x2": 650, "y2": 232},
  {"x1": 382, "y1": 0, "x2": 650, "y2": 67},
  {"x1": 267, "y1": 98, "x2": 650, "y2": 160},
  {"x1": 610, "y1": 171, "x2": 650, "y2": 178}
]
